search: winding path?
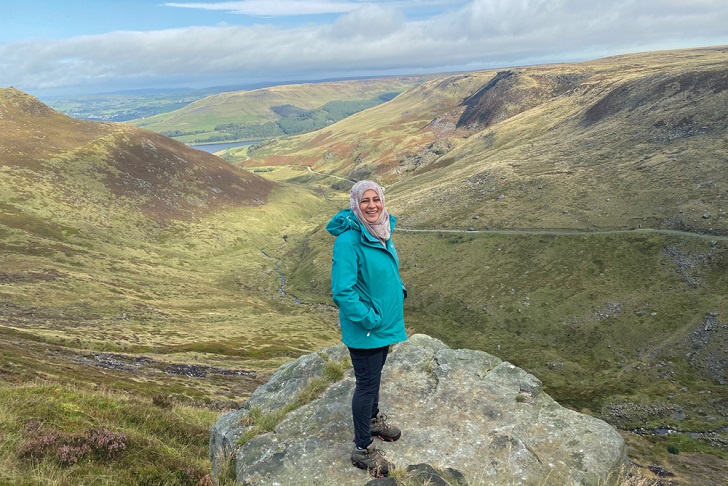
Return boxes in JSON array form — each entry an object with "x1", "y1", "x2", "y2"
[
  {"x1": 306, "y1": 166, "x2": 356, "y2": 183},
  {"x1": 397, "y1": 227, "x2": 728, "y2": 241}
]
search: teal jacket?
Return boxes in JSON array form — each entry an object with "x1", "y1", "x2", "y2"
[{"x1": 326, "y1": 209, "x2": 407, "y2": 349}]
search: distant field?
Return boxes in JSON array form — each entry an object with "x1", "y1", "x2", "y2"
[{"x1": 43, "y1": 90, "x2": 207, "y2": 122}]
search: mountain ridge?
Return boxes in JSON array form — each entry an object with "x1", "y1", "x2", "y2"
[
  {"x1": 233, "y1": 46, "x2": 728, "y2": 236},
  {"x1": 1, "y1": 87, "x2": 276, "y2": 227},
  {"x1": 128, "y1": 75, "x2": 433, "y2": 144}
]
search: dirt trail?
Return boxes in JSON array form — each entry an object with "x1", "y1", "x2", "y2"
[
  {"x1": 398, "y1": 227, "x2": 728, "y2": 241},
  {"x1": 299, "y1": 166, "x2": 727, "y2": 241}
]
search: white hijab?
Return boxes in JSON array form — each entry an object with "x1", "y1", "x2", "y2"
[{"x1": 349, "y1": 180, "x2": 391, "y2": 245}]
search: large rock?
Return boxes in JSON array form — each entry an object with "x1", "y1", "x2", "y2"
[{"x1": 210, "y1": 334, "x2": 627, "y2": 485}]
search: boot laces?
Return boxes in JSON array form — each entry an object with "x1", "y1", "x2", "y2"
[
  {"x1": 376, "y1": 414, "x2": 393, "y2": 430},
  {"x1": 368, "y1": 447, "x2": 388, "y2": 465}
]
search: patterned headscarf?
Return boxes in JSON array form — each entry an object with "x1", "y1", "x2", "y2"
[{"x1": 350, "y1": 180, "x2": 391, "y2": 244}]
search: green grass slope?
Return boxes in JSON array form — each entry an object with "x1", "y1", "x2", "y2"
[
  {"x1": 248, "y1": 47, "x2": 728, "y2": 485},
  {"x1": 239, "y1": 47, "x2": 728, "y2": 236},
  {"x1": 0, "y1": 88, "x2": 343, "y2": 484},
  {"x1": 128, "y1": 76, "x2": 430, "y2": 144}
]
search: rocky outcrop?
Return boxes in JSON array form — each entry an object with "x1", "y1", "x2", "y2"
[{"x1": 210, "y1": 334, "x2": 627, "y2": 485}]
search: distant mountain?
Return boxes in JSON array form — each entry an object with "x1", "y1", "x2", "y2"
[
  {"x1": 127, "y1": 75, "x2": 433, "y2": 144},
  {"x1": 42, "y1": 75, "x2": 438, "y2": 124}
]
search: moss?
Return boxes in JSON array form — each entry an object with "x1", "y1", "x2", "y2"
[{"x1": 237, "y1": 356, "x2": 351, "y2": 446}]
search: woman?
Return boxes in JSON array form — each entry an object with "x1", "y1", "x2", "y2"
[{"x1": 326, "y1": 180, "x2": 407, "y2": 478}]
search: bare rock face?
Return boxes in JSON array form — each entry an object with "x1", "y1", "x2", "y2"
[{"x1": 210, "y1": 334, "x2": 627, "y2": 485}]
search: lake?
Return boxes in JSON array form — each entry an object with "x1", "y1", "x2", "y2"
[{"x1": 189, "y1": 140, "x2": 257, "y2": 153}]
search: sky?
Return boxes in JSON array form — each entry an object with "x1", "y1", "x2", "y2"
[{"x1": 2, "y1": 0, "x2": 728, "y2": 97}]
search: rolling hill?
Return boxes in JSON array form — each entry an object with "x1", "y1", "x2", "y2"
[
  {"x1": 235, "y1": 47, "x2": 728, "y2": 484},
  {"x1": 1, "y1": 45, "x2": 727, "y2": 484},
  {"x1": 238, "y1": 46, "x2": 728, "y2": 236},
  {"x1": 128, "y1": 76, "x2": 431, "y2": 144}
]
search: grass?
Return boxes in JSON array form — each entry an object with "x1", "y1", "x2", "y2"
[
  {"x1": 399, "y1": 232, "x2": 726, "y2": 417},
  {"x1": 3, "y1": 48, "x2": 728, "y2": 484},
  {"x1": 0, "y1": 380, "x2": 218, "y2": 486},
  {"x1": 0, "y1": 180, "x2": 342, "y2": 360}
]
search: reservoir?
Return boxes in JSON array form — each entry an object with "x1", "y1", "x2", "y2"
[{"x1": 190, "y1": 140, "x2": 257, "y2": 153}]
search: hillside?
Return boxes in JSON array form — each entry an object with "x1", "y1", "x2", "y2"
[
  {"x1": 128, "y1": 76, "x2": 431, "y2": 144},
  {"x1": 1, "y1": 45, "x2": 727, "y2": 484},
  {"x1": 1, "y1": 87, "x2": 273, "y2": 220},
  {"x1": 239, "y1": 46, "x2": 728, "y2": 236},
  {"x1": 241, "y1": 47, "x2": 728, "y2": 485},
  {"x1": 0, "y1": 88, "x2": 343, "y2": 483},
  {"x1": 0, "y1": 86, "x2": 347, "y2": 369}
]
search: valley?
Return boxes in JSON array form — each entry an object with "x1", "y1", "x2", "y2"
[{"x1": 1, "y1": 46, "x2": 727, "y2": 485}]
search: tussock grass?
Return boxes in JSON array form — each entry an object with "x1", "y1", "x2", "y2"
[{"x1": 0, "y1": 380, "x2": 218, "y2": 485}]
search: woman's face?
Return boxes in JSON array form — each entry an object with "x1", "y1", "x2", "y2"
[{"x1": 359, "y1": 189, "x2": 383, "y2": 224}]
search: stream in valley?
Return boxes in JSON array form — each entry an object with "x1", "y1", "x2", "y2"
[{"x1": 260, "y1": 249, "x2": 301, "y2": 304}]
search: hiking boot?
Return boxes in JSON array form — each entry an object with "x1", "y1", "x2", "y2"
[
  {"x1": 351, "y1": 441, "x2": 395, "y2": 478},
  {"x1": 370, "y1": 413, "x2": 401, "y2": 442}
]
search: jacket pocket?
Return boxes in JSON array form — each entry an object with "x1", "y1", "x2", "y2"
[{"x1": 368, "y1": 304, "x2": 383, "y2": 331}]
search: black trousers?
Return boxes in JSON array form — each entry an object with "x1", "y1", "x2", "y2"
[{"x1": 348, "y1": 345, "x2": 389, "y2": 449}]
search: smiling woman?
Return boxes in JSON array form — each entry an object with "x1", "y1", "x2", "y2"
[
  {"x1": 358, "y1": 189, "x2": 383, "y2": 224},
  {"x1": 325, "y1": 180, "x2": 407, "y2": 478}
]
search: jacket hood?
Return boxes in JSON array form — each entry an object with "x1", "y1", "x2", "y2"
[{"x1": 326, "y1": 209, "x2": 397, "y2": 238}]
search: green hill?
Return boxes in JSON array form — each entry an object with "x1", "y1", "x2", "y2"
[
  {"x1": 237, "y1": 47, "x2": 728, "y2": 235},
  {"x1": 0, "y1": 88, "x2": 342, "y2": 484},
  {"x1": 128, "y1": 76, "x2": 430, "y2": 144},
  {"x1": 237, "y1": 46, "x2": 728, "y2": 484},
  {"x1": 0, "y1": 86, "x2": 346, "y2": 371},
  {"x1": 1, "y1": 45, "x2": 727, "y2": 484}
]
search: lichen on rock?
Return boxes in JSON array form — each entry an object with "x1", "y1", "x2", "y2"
[{"x1": 210, "y1": 334, "x2": 627, "y2": 485}]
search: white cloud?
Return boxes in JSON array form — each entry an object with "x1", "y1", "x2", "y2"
[
  {"x1": 163, "y1": 0, "x2": 468, "y2": 16},
  {"x1": 325, "y1": 4, "x2": 406, "y2": 40},
  {"x1": 2, "y1": 0, "x2": 727, "y2": 94},
  {"x1": 164, "y1": 0, "x2": 363, "y2": 16}
]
